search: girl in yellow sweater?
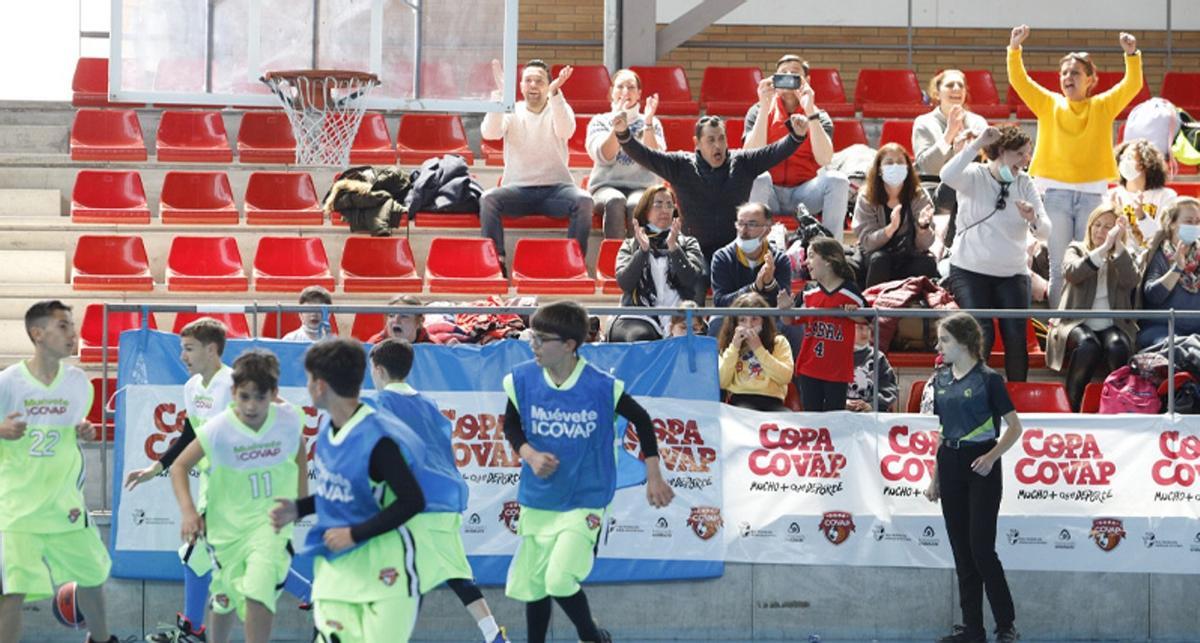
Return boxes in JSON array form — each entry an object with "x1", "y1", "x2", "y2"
[
  {"x1": 1007, "y1": 24, "x2": 1142, "y2": 307},
  {"x1": 717, "y1": 292, "x2": 794, "y2": 412}
]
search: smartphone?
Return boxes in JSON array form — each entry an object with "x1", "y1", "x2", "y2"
[{"x1": 772, "y1": 73, "x2": 802, "y2": 90}]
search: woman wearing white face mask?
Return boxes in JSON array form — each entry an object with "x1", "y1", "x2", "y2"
[
  {"x1": 852, "y1": 143, "x2": 939, "y2": 286},
  {"x1": 586, "y1": 69, "x2": 665, "y2": 239},
  {"x1": 1107, "y1": 139, "x2": 1177, "y2": 251},
  {"x1": 1136, "y1": 197, "x2": 1200, "y2": 348},
  {"x1": 940, "y1": 125, "x2": 1051, "y2": 383},
  {"x1": 610, "y1": 184, "x2": 706, "y2": 342}
]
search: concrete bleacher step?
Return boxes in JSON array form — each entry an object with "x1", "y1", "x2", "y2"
[
  {"x1": 0, "y1": 249, "x2": 64, "y2": 283},
  {"x1": 0, "y1": 188, "x2": 60, "y2": 216},
  {"x1": 0, "y1": 124, "x2": 69, "y2": 154}
]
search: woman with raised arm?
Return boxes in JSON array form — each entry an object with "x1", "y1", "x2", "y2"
[{"x1": 1007, "y1": 24, "x2": 1143, "y2": 306}]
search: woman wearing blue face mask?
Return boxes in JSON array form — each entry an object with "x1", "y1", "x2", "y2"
[
  {"x1": 1135, "y1": 197, "x2": 1200, "y2": 348},
  {"x1": 852, "y1": 143, "x2": 939, "y2": 287},
  {"x1": 939, "y1": 125, "x2": 1051, "y2": 382},
  {"x1": 610, "y1": 184, "x2": 706, "y2": 342}
]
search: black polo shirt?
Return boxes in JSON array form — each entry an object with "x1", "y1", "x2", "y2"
[{"x1": 932, "y1": 362, "x2": 1014, "y2": 442}]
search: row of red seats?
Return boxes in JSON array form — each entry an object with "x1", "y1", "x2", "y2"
[
  {"x1": 71, "y1": 235, "x2": 637, "y2": 296},
  {"x1": 70, "y1": 110, "x2": 473, "y2": 165},
  {"x1": 74, "y1": 57, "x2": 1200, "y2": 118},
  {"x1": 906, "y1": 380, "x2": 1075, "y2": 413}
]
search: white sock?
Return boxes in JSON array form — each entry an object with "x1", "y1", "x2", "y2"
[{"x1": 478, "y1": 615, "x2": 500, "y2": 641}]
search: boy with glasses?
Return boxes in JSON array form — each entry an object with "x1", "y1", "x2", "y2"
[{"x1": 504, "y1": 301, "x2": 673, "y2": 643}]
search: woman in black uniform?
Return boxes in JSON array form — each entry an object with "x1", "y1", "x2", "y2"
[{"x1": 924, "y1": 312, "x2": 1024, "y2": 643}]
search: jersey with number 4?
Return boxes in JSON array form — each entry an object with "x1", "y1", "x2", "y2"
[
  {"x1": 0, "y1": 361, "x2": 93, "y2": 533},
  {"x1": 195, "y1": 403, "x2": 302, "y2": 548},
  {"x1": 795, "y1": 283, "x2": 865, "y2": 383}
]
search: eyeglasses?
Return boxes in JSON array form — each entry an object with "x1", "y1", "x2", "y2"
[
  {"x1": 734, "y1": 221, "x2": 767, "y2": 230},
  {"x1": 995, "y1": 181, "x2": 1010, "y2": 211},
  {"x1": 651, "y1": 201, "x2": 675, "y2": 210},
  {"x1": 529, "y1": 332, "x2": 564, "y2": 348}
]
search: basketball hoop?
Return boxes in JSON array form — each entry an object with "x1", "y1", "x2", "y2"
[{"x1": 261, "y1": 70, "x2": 380, "y2": 167}]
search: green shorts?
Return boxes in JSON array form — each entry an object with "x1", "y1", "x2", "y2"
[
  {"x1": 504, "y1": 506, "x2": 603, "y2": 602},
  {"x1": 409, "y1": 512, "x2": 473, "y2": 594},
  {"x1": 0, "y1": 528, "x2": 111, "y2": 602},
  {"x1": 208, "y1": 530, "x2": 290, "y2": 619},
  {"x1": 314, "y1": 593, "x2": 417, "y2": 643}
]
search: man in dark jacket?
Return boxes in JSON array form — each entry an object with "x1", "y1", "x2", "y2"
[{"x1": 613, "y1": 111, "x2": 808, "y2": 268}]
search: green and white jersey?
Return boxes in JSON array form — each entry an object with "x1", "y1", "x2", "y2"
[
  {"x1": 183, "y1": 365, "x2": 232, "y2": 511},
  {"x1": 195, "y1": 403, "x2": 302, "y2": 548},
  {"x1": 0, "y1": 361, "x2": 93, "y2": 533}
]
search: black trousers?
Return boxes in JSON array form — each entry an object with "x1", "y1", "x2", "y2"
[
  {"x1": 947, "y1": 265, "x2": 1031, "y2": 382},
  {"x1": 1064, "y1": 325, "x2": 1130, "y2": 412},
  {"x1": 796, "y1": 374, "x2": 847, "y2": 412},
  {"x1": 727, "y1": 392, "x2": 790, "y2": 412},
  {"x1": 863, "y1": 249, "x2": 939, "y2": 287},
  {"x1": 937, "y1": 441, "x2": 1015, "y2": 634}
]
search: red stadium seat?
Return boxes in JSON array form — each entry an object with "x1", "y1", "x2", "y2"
[
  {"x1": 260, "y1": 311, "x2": 340, "y2": 339},
  {"x1": 73, "y1": 58, "x2": 112, "y2": 107},
  {"x1": 70, "y1": 109, "x2": 146, "y2": 161},
  {"x1": 906, "y1": 380, "x2": 926, "y2": 413},
  {"x1": 340, "y1": 237, "x2": 422, "y2": 293},
  {"x1": 700, "y1": 66, "x2": 763, "y2": 116},
  {"x1": 244, "y1": 172, "x2": 323, "y2": 225},
  {"x1": 1170, "y1": 183, "x2": 1200, "y2": 198},
  {"x1": 1094, "y1": 72, "x2": 1152, "y2": 118},
  {"x1": 350, "y1": 313, "x2": 386, "y2": 342},
  {"x1": 879, "y1": 120, "x2": 916, "y2": 155},
  {"x1": 71, "y1": 170, "x2": 150, "y2": 224},
  {"x1": 724, "y1": 118, "x2": 745, "y2": 149},
  {"x1": 1080, "y1": 382, "x2": 1103, "y2": 414},
  {"x1": 237, "y1": 111, "x2": 296, "y2": 163},
  {"x1": 424, "y1": 237, "x2": 508, "y2": 294},
  {"x1": 350, "y1": 112, "x2": 397, "y2": 164},
  {"x1": 832, "y1": 119, "x2": 868, "y2": 151},
  {"x1": 252, "y1": 237, "x2": 335, "y2": 292},
  {"x1": 1005, "y1": 382, "x2": 1071, "y2": 413},
  {"x1": 660, "y1": 117, "x2": 695, "y2": 152},
  {"x1": 990, "y1": 319, "x2": 1046, "y2": 369},
  {"x1": 957, "y1": 70, "x2": 1010, "y2": 119},
  {"x1": 807, "y1": 69, "x2": 855, "y2": 117},
  {"x1": 551, "y1": 64, "x2": 613, "y2": 114},
  {"x1": 160, "y1": 171, "x2": 239, "y2": 225},
  {"x1": 567, "y1": 115, "x2": 592, "y2": 167},
  {"x1": 396, "y1": 114, "x2": 474, "y2": 165},
  {"x1": 166, "y1": 236, "x2": 249, "y2": 292},
  {"x1": 511, "y1": 239, "x2": 594, "y2": 294},
  {"x1": 595, "y1": 238, "x2": 623, "y2": 295},
  {"x1": 72, "y1": 235, "x2": 152, "y2": 291},
  {"x1": 1006, "y1": 71, "x2": 1060, "y2": 119},
  {"x1": 629, "y1": 66, "x2": 699, "y2": 115},
  {"x1": 79, "y1": 304, "x2": 158, "y2": 363},
  {"x1": 482, "y1": 138, "x2": 504, "y2": 166},
  {"x1": 171, "y1": 312, "x2": 252, "y2": 338},
  {"x1": 87, "y1": 377, "x2": 116, "y2": 440},
  {"x1": 1162, "y1": 72, "x2": 1200, "y2": 115},
  {"x1": 155, "y1": 111, "x2": 233, "y2": 162},
  {"x1": 855, "y1": 69, "x2": 927, "y2": 118},
  {"x1": 412, "y1": 211, "x2": 482, "y2": 228}
]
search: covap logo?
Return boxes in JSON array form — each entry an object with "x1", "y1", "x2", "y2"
[
  {"x1": 1090, "y1": 518, "x2": 1126, "y2": 552},
  {"x1": 686, "y1": 506, "x2": 723, "y2": 540},
  {"x1": 499, "y1": 501, "x2": 521, "y2": 534},
  {"x1": 818, "y1": 511, "x2": 855, "y2": 545}
]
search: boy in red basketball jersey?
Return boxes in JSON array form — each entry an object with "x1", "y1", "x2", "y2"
[{"x1": 795, "y1": 238, "x2": 865, "y2": 410}]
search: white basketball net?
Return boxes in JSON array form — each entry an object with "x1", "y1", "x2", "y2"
[{"x1": 261, "y1": 72, "x2": 380, "y2": 167}]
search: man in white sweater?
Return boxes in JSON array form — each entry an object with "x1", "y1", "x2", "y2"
[{"x1": 480, "y1": 60, "x2": 593, "y2": 266}]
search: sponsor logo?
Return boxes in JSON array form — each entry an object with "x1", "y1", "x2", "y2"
[
  {"x1": 528, "y1": 405, "x2": 598, "y2": 439},
  {"x1": 1005, "y1": 528, "x2": 1047, "y2": 546},
  {"x1": 379, "y1": 567, "x2": 399, "y2": 586},
  {"x1": 499, "y1": 501, "x2": 521, "y2": 534},
  {"x1": 447, "y1": 409, "x2": 520, "y2": 469},
  {"x1": 233, "y1": 440, "x2": 283, "y2": 461},
  {"x1": 1152, "y1": 431, "x2": 1200, "y2": 486},
  {"x1": 214, "y1": 594, "x2": 230, "y2": 609},
  {"x1": 879, "y1": 425, "x2": 938, "y2": 482},
  {"x1": 1016, "y1": 429, "x2": 1115, "y2": 486},
  {"x1": 1090, "y1": 518, "x2": 1126, "y2": 552},
  {"x1": 918, "y1": 525, "x2": 940, "y2": 547},
  {"x1": 468, "y1": 513, "x2": 481, "y2": 525},
  {"x1": 1191, "y1": 532, "x2": 1200, "y2": 553},
  {"x1": 656, "y1": 517, "x2": 669, "y2": 529},
  {"x1": 652, "y1": 516, "x2": 671, "y2": 539},
  {"x1": 586, "y1": 513, "x2": 602, "y2": 530},
  {"x1": 464, "y1": 512, "x2": 485, "y2": 535},
  {"x1": 748, "y1": 423, "x2": 847, "y2": 479},
  {"x1": 324, "y1": 620, "x2": 345, "y2": 632},
  {"x1": 818, "y1": 511, "x2": 855, "y2": 545},
  {"x1": 133, "y1": 508, "x2": 145, "y2": 525},
  {"x1": 130, "y1": 507, "x2": 170, "y2": 527},
  {"x1": 870, "y1": 522, "x2": 910, "y2": 543},
  {"x1": 785, "y1": 521, "x2": 805, "y2": 543},
  {"x1": 68, "y1": 508, "x2": 81, "y2": 524},
  {"x1": 1142, "y1": 531, "x2": 1183, "y2": 549},
  {"x1": 623, "y1": 417, "x2": 717, "y2": 473},
  {"x1": 1055, "y1": 528, "x2": 1076, "y2": 550},
  {"x1": 24, "y1": 398, "x2": 69, "y2": 416},
  {"x1": 686, "y1": 506, "x2": 723, "y2": 540},
  {"x1": 312, "y1": 455, "x2": 354, "y2": 503}
]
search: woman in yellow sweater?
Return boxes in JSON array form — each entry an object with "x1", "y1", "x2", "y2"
[
  {"x1": 1007, "y1": 24, "x2": 1142, "y2": 307},
  {"x1": 717, "y1": 292, "x2": 794, "y2": 412}
]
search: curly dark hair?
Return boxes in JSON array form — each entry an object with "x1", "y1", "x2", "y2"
[
  {"x1": 1114, "y1": 138, "x2": 1168, "y2": 190},
  {"x1": 983, "y1": 125, "x2": 1031, "y2": 162}
]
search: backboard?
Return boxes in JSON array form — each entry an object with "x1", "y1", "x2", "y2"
[{"x1": 108, "y1": 0, "x2": 518, "y2": 112}]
